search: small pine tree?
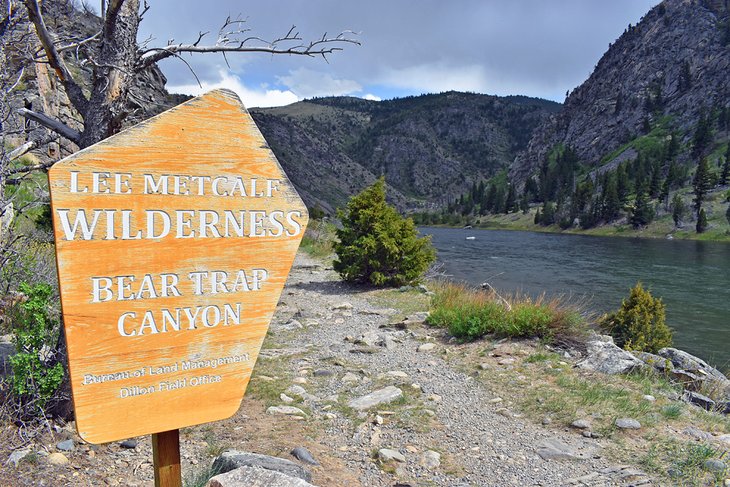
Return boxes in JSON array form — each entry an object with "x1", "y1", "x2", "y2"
[
  {"x1": 693, "y1": 157, "x2": 712, "y2": 215},
  {"x1": 726, "y1": 205, "x2": 730, "y2": 226},
  {"x1": 333, "y1": 178, "x2": 436, "y2": 287},
  {"x1": 721, "y1": 150, "x2": 730, "y2": 186},
  {"x1": 600, "y1": 282, "x2": 672, "y2": 353},
  {"x1": 671, "y1": 194, "x2": 686, "y2": 227},
  {"x1": 630, "y1": 186, "x2": 655, "y2": 228},
  {"x1": 696, "y1": 207, "x2": 708, "y2": 233}
]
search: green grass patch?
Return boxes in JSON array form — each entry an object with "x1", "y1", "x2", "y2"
[
  {"x1": 299, "y1": 220, "x2": 336, "y2": 259},
  {"x1": 640, "y1": 440, "x2": 727, "y2": 486},
  {"x1": 427, "y1": 281, "x2": 586, "y2": 342}
]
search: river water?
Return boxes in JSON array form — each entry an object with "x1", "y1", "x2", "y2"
[{"x1": 421, "y1": 227, "x2": 730, "y2": 367}]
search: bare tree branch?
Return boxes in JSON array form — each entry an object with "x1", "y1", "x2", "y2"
[
  {"x1": 17, "y1": 108, "x2": 81, "y2": 144},
  {"x1": 56, "y1": 31, "x2": 101, "y2": 53},
  {"x1": 3, "y1": 160, "x2": 55, "y2": 176},
  {"x1": 136, "y1": 19, "x2": 360, "y2": 71},
  {"x1": 22, "y1": 0, "x2": 89, "y2": 116}
]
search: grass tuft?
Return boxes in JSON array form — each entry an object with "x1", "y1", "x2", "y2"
[{"x1": 427, "y1": 281, "x2": 588, "y2": 343}]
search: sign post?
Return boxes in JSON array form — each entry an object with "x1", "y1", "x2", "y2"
[{"x1": 48, "y1": 89, "x2": 308, "y2": 485}]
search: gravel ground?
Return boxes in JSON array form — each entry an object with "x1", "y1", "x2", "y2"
[{"x1": 262, "y1": 253, "x2": 653, "y2": 486}]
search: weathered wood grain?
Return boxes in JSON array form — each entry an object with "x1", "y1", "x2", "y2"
[{"x1": 49, "y1": 89, "x2": 308, "y2": 444}]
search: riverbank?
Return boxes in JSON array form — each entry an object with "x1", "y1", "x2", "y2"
[
  {"x1": 424, "y1": 188, "x2": 730, "y2": 243},
  {"x1": 3, "y1": 250, "x2": 729, "y2": 486}
]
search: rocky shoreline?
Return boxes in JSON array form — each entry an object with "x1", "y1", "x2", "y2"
[{"x1": 2, "y1": 251, "x2": 729, "y2": 486}]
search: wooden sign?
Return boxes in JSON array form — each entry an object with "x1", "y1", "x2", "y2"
[{"x1": 49, "y1": 89, "x2": 308, "y2": 444}]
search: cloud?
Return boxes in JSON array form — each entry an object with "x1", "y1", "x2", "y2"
[
  {"x1": 363, "y1": 93, "x2": 381, "y2": 101},
  {"x1": 276, "y1": 68, "x2": 362, "y2": 98},
  {"x1": 167, "y1": 70, "x2": 299, "y2": 108},
  {"x1": 378, "y1": 63, "x2": 490, "y2": 94}
]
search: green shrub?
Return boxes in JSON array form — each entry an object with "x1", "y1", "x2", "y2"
[
  {"x1": 600, "y1": 282, "x2": 672, "y2": 353},
  {"x1": 334, "y1": 178, "x2": 436, "y2": 286},
  {"x1": 7, "y1": 282, "x2": 65, "y2": 412}
]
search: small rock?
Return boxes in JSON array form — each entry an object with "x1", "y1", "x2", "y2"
[
  {"x1": 119, "y1": 439, "x2": 138, "y2": 449},
  {"x1": 6, "y1": 449, "x2": 31, "y2": 467},
  {"x1": 496, "y1": 408, "x2": 512, "y2": 418},
  {"x1": 47, "y1": 452, "x2": 69, "y2": 466},
  {"x1": 410, "y1": 383, "x2": 422, "y2": 391},
  {"x1": 417, "y1": 343, "x2": 436, "y2": 352},
  {"x1": 642, "y1": 395, "x2": 656, "y2": 402},
  {"x1": 292, "y1": 377, "x2": 308, "y2": 384},
  {"x1": 615, "y1": 418, "x2": 641, "y2": 429},
  {"x1": 324, "y1": 413, "x2": 336, "y2": 420},
  {"x1": 267, "y1": 406, "x2": 307, "y2": 417},
  {"x1": 332, "y1": 302, "x2": 353, "y2": 311},
  {"x1": 488, "y1": 397, "x2": 503, "y2": 404},
  {"x1": 56, "y1": 439, "x2": 75, "y2": 452},
  {"x1": 341, "y1": 372, "x2": 359, "y2": 383},
  {"x1": 419, "y1": 450, "x2": 441, "y2": 470},
  {"x1": 290, "y1": 447, "x2": 319, "y2": 466},
  {"x1": 542, "y1": 416, "x2": 552, "y2": 425},
  {"x1": 374, "y1": 415, "x2": 384, "y2": 425},
  {"x1": 498, "y1": 358, "x2": 516, "y2": 366},
  {"x1": 703, "y1": 459, "x2": 726, "y2": 472},
  {"x1": 348, "y1": 386, "x2": 403, "y2": 411},
  {"x1": 313, "y1": 369, "x2": 334, "y2": 377},
  {"x1": 427, "y1": 394, "x2": 442, "y2": 403},
  {"x1": 570, "y1": 419, "x2": 591, "y2": 430},
  {"x1": 378, "y1": 448, "x2": 406, "y2": 463},
  {"x1": 280, "y1": 393, "x2": 294, "y2": 404},
  {"x1": 479, "y1": 363, "x2": 490, "y2": 370},
  {"x1": 385, "y1": 371, "x2": 409, "y2": 379}
]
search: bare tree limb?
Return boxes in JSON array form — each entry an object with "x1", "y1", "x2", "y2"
[
  {"x1": 56, "y1": 31, "x2": 101, "y2": 53},
  {"x1": 17, "y1": 108, "x2": 81, "y2": 144},
  {"x1": 136, "y1": 20, "x2": 360, "y2": 71},
  {"x1": 7, "y1": 140, "x2": 36, "y2": 161},
  {"x1": 3, "y1": 160, "x2": 55, "y2": 176},
  {"x1": 21, "y1": 0, "x2": 89, "y2": 116}
]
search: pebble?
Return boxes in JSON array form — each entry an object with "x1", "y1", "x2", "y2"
[
  {"x1": 119, "y1": 439, "x2": 138, "y2": 449},
  {"x1": 280, "y1": 393, "x2": 294, "y2": 404},
  {"x1": 292, "y1": 377, "x2": 308, "y2": 384},
  {"x1": 417, "y1": 343, "x2": 436, "y2": 352},
  {"x1": 570, "y1": 419, "x2": 591, "y2": 430},
  {"x1": 290, "y1": 446, "x2": 319, "y2": 465},
  {"x1": 488, "y1": 397, "x2": 503, "y2": 404},
  {"x1": 419, "y1": 450, "x2": 441, "y2": 470},
  {"x1": 6, "y1": 449, "x2": 31, "y2": 467},
  {"x1": 56, "y1": 439, "x2": 75, "y2": 452},
  {"x1": 332, "y1": 302, "x2": 353, "y2": 310},
  {"x1": 341, "y1": 372, "x2": 359, "y2": 383},
  {"x1": 498, "y1": 358, "x2": 516, "y2": 366},
  {"x1": 642, "y1": 394, "x2": 656, "y2": 402},
  {"x1": 615, "y1": 418, "x2": 641, "y2": 429},
  {"x1": 266, "y1": 405, "x2": 307, "y2": 416},
  {"x1": 47, "y1": 452, "x2": 69, "y2": 466},
  {"x1": 386, "y1": 370, "x2": 409, "y2": 379},
  {"x1": 378, "y1": 448, "x2": 406, "y2": 463}
]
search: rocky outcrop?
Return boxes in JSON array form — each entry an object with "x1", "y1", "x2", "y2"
[
  {"x1": 211, "y1": 451, "x2": 312, "y2": 483},
  {"x1": 512, "y1": 0, "x2": 730, "y2": 183},
  {"x1": 575, "y1": 334, "x2": 646, "y2": 375},
  {"x1": 207, "y1": 466, "x2": 316, "y2": 487}
]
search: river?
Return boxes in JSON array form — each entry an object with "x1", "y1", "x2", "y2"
[{"x1": 421, "y1": 227, "x2": 730, "y2": 368}]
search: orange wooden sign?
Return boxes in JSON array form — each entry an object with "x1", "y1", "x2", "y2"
[{"x1": 49, "y1": 89, "x2": 308, "y2": 444}]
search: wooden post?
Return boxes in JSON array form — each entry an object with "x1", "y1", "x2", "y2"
[{"x1": 152, "y1": 429, "x2": 182, "y2": 487}]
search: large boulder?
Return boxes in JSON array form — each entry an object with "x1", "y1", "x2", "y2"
[
  {"x1": 212, "y1": 451, "x2": 311, "y2": 483},
  {"x1": 658, "y1": 348, "x2": 730, "y2": 400},
  {"x1": 575, "y1": 335, "x2": 646, "y2": 375},
  {"x1": 207, "y1": 466, "x2": 316, "y2": 487},
  {"x1": 657, "y1": 348, "x2": 727, "y2": 382}
]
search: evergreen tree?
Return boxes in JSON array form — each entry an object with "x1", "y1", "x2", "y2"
[
  {"x1": 722, "y1": 148, "x2": 730, "y2": 186},
  {"x1": 696, "y1": 207, "x2": 708, "y2": 233},
  {"x1": 602, "y1": 174, "x2": 621, "y2": 221},
  {"x1": 519, "y1": 192, "x2": 529, "y2": 214},
  {"x1": 540, "y1": 201, "x2": 556, "y2": 226},
  {"x1": 534, "y1": 208, "x2": 542, "y2": 225},
  {"x1": 659, "y1": 178, "x2": 670, "y2": 207},
  {"x1": 692, "y1": 157, "x2": 713, "y2": 215},
  {"x1": 692, "y1": 112, "x2": 713, "y2": 159},
  {"x1": 334, "y1": 178, "x2": 436, "y2": 286},
  {"x1": 616, "y1": 164, "x2": 631, "y2": 203},
  {"x1": 726, "y1": 205, "x2": 730, "y2": 226},
  {"x1": 505, "y1": 184, "x2": 517, "y2": 214},
  {"x1": 484, "y1": 184, "x2": 497, "y2": 214},
  {"x1": 630, "y1": 185, "x2": 655, "y2": 228},
  {"x1": 649, "y1": 162, "x2": 662, "y2": 198},
  {"x1": 666, "y1": 133, "x2": 680, "y2": 160},
  {"x1": 600, "y1": 282, "x2": 672, "y2": 353},
  {"x1": 671, "y1": 194, "x2": 686, "y2": 227}
]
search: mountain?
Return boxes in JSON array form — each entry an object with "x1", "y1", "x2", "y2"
[
  {"x1": 511, "y1": 0, "x2": 730, "y2": 184},
  {"x1": 251, "y1": 93, "x2": 561, "y2": 213}
]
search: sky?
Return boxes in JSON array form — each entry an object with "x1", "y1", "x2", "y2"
[{"x1": 137, "y1": 0, "x2": 659, "y2": 108}]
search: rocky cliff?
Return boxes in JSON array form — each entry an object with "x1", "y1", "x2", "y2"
[{"x1": 511, "y1": 0, "x2": 730, "y2": 184}]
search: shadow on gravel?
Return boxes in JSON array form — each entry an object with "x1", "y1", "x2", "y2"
[{"x1": 291, "y1": 280, "x2": 375, "y2": 296}]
